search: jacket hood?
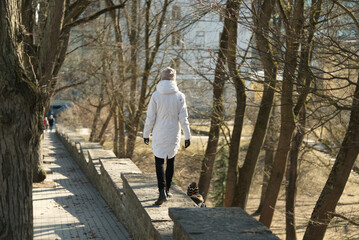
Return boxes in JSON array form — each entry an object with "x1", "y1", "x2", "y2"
[{"x1": 156, "y1": 80, "x2": 179, "y2": 95}]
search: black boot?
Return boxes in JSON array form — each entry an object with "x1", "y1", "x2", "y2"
[
  {"x1": 166, "y1": 187, "x2": 173, "y2": 198},
  {"x1": 155, "y1": 189, "x2": 167, "y2": 205}
]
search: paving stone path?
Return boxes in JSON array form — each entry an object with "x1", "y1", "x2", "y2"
[{"x1": 33, "y1": 132, "x2": 130, "y2": 240}]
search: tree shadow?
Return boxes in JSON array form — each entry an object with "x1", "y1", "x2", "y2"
[{"x1": 33, "y1": 132, "x2": 130, "y2": 239}]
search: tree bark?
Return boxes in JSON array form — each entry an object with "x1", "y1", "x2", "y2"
[
  {"x1": 38, "y1": 0, "x2": 66, "y2": 86},
  {"x1": 32, "y1": 135, "x2": 46, "y2": 183},
  {"x1": 226, "y1": 80, "x2": 246, "y2": 205},
  {"x1": 253, "y1": 104, "x2": 279, "y2": 215},
  {"x1": 230, "y1": 0, "x2": 277, "y2": 208},
  {"x1": 255, "y1": 149, "x2": 274, "y2": 215},
  {"x1": 96, "y1": 109, "x2": 113, "y2": 144},
  {"x1": 259, "y1": 47, "x2": 297, "y2": 228},
  {"x1": 259, "y1": 0, "x2": 305, "y2": 228},
  {"x1": 117, "y1": 105, "x2": 126, "y2": 156},
  {"x1": 303, "y1": 75, "x2": 359, "y2": 240},
  {"x1": 197, "y1": 21, "x2": 229, "y2": 201},
  {"x1": 89, "y1": 81, "x2": 105, "y2": 142},
  {"x1": 285, "y1": 108, "x2": 305, "y2": 240},
  {"x1": 0, "y1": 1, "x2": 43, "y2": 237},
  {"x1": 232, "y1": 66, "x2": 276, "y2": 209},
  {"x1": 129, "y1": 0, "x2": 138, "y2": 121},
  {"x1": 0, "y1": 95, "x2": 41, "y2": 240},
  {"x1": 285, "y1": 1, "x2": 321, "y2": 236},
  {"x1": 113, "y1": 107, "x2": 119, "y2": 156},
  {"x1": 222, "y1": 0, "x2": 247, "y2": 208},
  {"x1": 106, "y1": 0, "x2": 127, "y2": 157}
]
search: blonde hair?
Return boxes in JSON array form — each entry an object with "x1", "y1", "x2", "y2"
[{"x1": 161, "y1": 67, "x2": 176, "y2": 81}]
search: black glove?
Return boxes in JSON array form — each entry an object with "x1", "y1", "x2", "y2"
[
  {"x1": 185, "y1": 139, "x2": 190, "y2": 148},
  {"x1": 144, "y1": 138, "x2": 149, "y2": 145}
]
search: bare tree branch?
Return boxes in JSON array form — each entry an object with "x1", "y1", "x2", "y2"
[
  {"x1": 331, "y1": 212, "x2": 359, "y2": 226},
  {"x1": 176, "y1": 51, "x2": 213, "y2": 84},
  {"x1": 63, "y1": 1, "x2": 128, "y2": 31},
  {"x1": 332, "y1": 0, "x2": 359, "y2": 31},
  {"x1": 54, "y1": 79, "x2": 89, "y2": 95},
  {"x1": 276, "y1": 0, "x2": 290, "y2": 29},
  {"x1": 64, "y1": 0, "x2": 92, "y2": 24}
]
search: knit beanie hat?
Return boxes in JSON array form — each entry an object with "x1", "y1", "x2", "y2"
[
  {"x1": 161, "y1": 67, "x2": 176, "y2": 81},
  {"x1": 187, "y1": 182, "x2": 199, "y2": 196}
]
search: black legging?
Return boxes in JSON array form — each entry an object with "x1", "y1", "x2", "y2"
[{"x1": 155, "y1": 156, "x2": 175, "y2": 191}]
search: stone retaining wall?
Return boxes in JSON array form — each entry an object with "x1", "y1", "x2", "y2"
[
  {"x1": 56, "y1": 126, "x2": 279, "y2": 240},
  {"x1": 169, "y1": 208, "x2": 280, "y2": 240}
]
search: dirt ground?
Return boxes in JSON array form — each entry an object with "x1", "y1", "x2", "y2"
[{"x1": 129, "y1": 135, "x2": 359, "y2": 240}]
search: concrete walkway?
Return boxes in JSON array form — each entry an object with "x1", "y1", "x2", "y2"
[{"x1": 33, "y1": 132, "x2": 130, "y2": 240}]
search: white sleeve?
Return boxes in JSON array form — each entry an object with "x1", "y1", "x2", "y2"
[
  {"x1": 143, "y1": 95, "x2": 157, "y2": 138},
  {"x1": 178, "y1": 94, "x2": 191, "y2": 140}
]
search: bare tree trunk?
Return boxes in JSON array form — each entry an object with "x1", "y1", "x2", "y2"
[
  {"x1": 0, "y1": 1, "x2": 43, "y2": 237},
  {"x1": 303, "y1": 75, "x2": 359, "y2": 240},
  {"x1": 125, "y1": 80, "x2": 147, "y2": 158},
  {"x1": 232, "y1": 75, "x2": 276, "y2": 208},
  {"x1": 230, "y1": 0, "x2": 277, "y2": 208},
  {"x1": 286, "y1": 108, "x2": 305, "y2": 240},
  {"x1": 226, "y1": 81, "x2": 246, "y2": 205},
  {"x1": 113, "y1": 103, "x2": 126, "y2": 159},
  {"x1": 89, "y1": 83, "x2": 105, "y2": 142},
  {"x1": 32, "y1": 135, "x2": 46, "y2": 183},
  {"x1": 253, "y1": 104, "x2": 279, "y2": 215},
  {"x1": 0, "y1": 99, "x2": 41, "y2": 240},
  {"x1": 129, "y1": 0, "x2": 138, "y2": 120},
  {"x1": 113, "y1": 107, "x2": 119, "y2": 156},
  {"x1": 198, "y1": 23, "x2": 228, "y2": 201},
  {"x1": 38, "y1": 0, "x2": 66, "y2": 86},
  {"x1": 260, "y1": 0, "x2": 305, "y2": 227},
  {"x1": 222, "y1": 0, "x2": 247, "y2": 208},
  {"x1": 255, "y1": 149, "x2": 274, "y2": 214},
  {"x1": 285, "y1": 1, "x2": 321, "y2": 236},
  {"x1": 89, "y1": 106, "x2": 101, "y2": 142},
  {"x1": 21, "y1": 0, "x2": 35, "y2": 76},
  {"x1": 259, "y1": 53, "x2": 296, "y2": 228},
  {"x1": 106, "y1": 0, "x2": 127, "y2": 157},
  {"x1": 96, "y1": 109, "x2": 113, "y2": 144},
  {"x1": 117, "y1": 104, "x2": 126, "y2": 156}
]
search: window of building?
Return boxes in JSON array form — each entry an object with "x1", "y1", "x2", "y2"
[
  {"x1": 195, "y1": 31, "x2": 205, "y2": 47},
  {"x1": 172, "y1": 32, "x2": 182, "y2": 46},
  {"x1": 172, "y1": 5, "x2": 181, "y2": 20}
]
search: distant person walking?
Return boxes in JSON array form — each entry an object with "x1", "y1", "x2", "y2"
[
  {"x1": 44, "y1": 117, "x2": 49, "y2": 130},
  {"x1": 48, "y1": 115, "x2": 55, "y2": 131},
  {"x1": 143, "y1": 67, "x2": 191, "y2": 205}
]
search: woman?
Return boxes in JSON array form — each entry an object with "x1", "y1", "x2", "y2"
[{"x1": 143, "y1": 67, "x2": 191, "y2": 205}]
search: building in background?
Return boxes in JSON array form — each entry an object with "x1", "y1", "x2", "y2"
[
  {"x1": 162, "y1": 1, "x2": 253, "y2": 115},
  {"x1": 59, "y1": 0, "x2": 254, "y2": 116}
]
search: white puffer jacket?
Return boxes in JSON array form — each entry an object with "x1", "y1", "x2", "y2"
[{"x1": 143, "y1": 80, "x2": 191, "y2": 159}]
